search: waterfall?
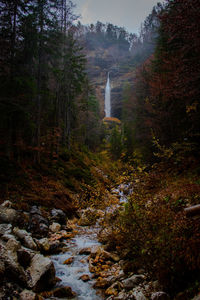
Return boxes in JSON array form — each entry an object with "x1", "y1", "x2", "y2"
[{"x1": 105, "y1": 72, "x2": 111, "y2": 117}]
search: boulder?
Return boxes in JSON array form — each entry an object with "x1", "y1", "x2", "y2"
[
  {"x1": 0, "y1": 206, "x2": 18, "y2": 224},
  {"x1": 26, "y1": 253, "x2": 55, "y2": 292},
  {"x1": 53, "y1": 286, "x2": 76, "y2": 298},
  {"x1": 80, "y1": 274, "x2": 90, "y2": 282},
  {"x1": 105, "y1": 286, "x2": 118, "y2": 297},
  {"x1": 151, "y1": 292, "x2": 170, "y2": 300},
  {"x1": 20, "y1": 289, "x2": 37, "y2": 300},
  {"x1": 79, "y1": 247, "x2": 92, "y2": 255},
  {"x1": 29, "y1": 207, "x2": 49, "y2": 238},
  {"x1": 6, "y1": 236, "x2": 21, "y2": 252},
  {"x1": 0, "y1": 240, "x2": 27, "y2": 285},
  {"x1": 101, "y1": 250, "x2": 120, "y2": 262},
  {"x1": 0, "y1": 223, "x2": 12, "y2": 236},
  {"x1": 122, "y1": 275, "x2": 145, "y2": 290},
  {"x1": 17, "y1": 248, "x2": 35, "y2": 269},
  {"x1": 131, "y1": 288, "x2": 147, "y2": 300},
  {"x1": 1, "y1": 200, "x2": 12, "y2": 208},
  {"x1": 63, "y1": 257, "x2": 74, "y2": 265},
  {"x1": 51, "y1": 209, "x2": 66, "y2": 225},
  {"x1": 30, "y1": 206, "x2": 42, "y2": 215},
  {"x1": 49, "y1": 222, "x2": 61, "y2": 233},
  {"x1": 13, "y1": 227, "x2": 37, "y2": 250},
  {"x1": 37, "y1": 238, "x2": 50, "y2": 253},
  {"x1": 115, "y1": 291, "x2": 129, "y2": 300}
]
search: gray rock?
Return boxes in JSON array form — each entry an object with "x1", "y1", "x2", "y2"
[
  {"x1": 122, "y1": 275, "x2": 145, "y2": 290},
  {"x1": 37, "y1": 238, "x2": 50, "y2": 253},
  {"x1": 0, "y1": 240, "x2": 27, "y2": 285},
  {"x1": 0, "y1": 223, "x2": 12, "y2": 236},
  {"x1": 13, "y1": 227, "x2": 37, "y2": 250},
  {"x1": 49, "y1": 222, "x2": 61, "y2": 233},
  {"x1": 17, "y1": 247, "x2": 35, "y2": 269},
  {"x1": 6, "y1": 236, "x2": 21, "y2": 252},
  {"x1": 26, "y1": 253, "x2": 55, "y2": 292},
  {"x1": 30, "y1": 206, "x2": 42, "y2": 215},
  {"x1": 23, "y1": 235, "x2": 37, "y2": 250},
  {"x1": 151, "y1": 292, "x2": 170, "y2": 300},
  {"x1": 20, "y1": 289, "x2": 37, "y2": 300},
  {"x1": 29, "y1": 212, "x2": 49, "y2": 238},
  {"x1": 51, "y1": 209, "x2": 66, "y2": 225},
  {"x1": 1, "y1": 200, "x2": 12, "y2": 208},
  {"x1": 1, "y1": 233, "x2": 16, "y2": 241},
  {"x1": 115, "y1": 291, "x2": 129, "y2": 300},
  {"x1": 0, "y1": 206, "x2": 18, "y2": 224},
  {"x1": 131, "y1": 288, "x2": 147, "y2": 300}
]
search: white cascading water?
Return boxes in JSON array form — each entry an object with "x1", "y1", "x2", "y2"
[{"x1": 105, "y1": 72, "x2": 111, "y2": 117}]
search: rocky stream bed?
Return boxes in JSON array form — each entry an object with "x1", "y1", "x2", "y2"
[{"x1": 0, "y1": 186, "x2": 172, "y2": 300}]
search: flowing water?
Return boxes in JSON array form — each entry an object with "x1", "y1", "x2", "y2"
[
  {"x1": 51, "y1": 186, "x2": 129, "y2": 300},
  {"x1": 105, "y1": 72, "x2": 111, "y2": 118},
  {"x1": 51, "y1": 225, "x2": 102, "y2": 300}
]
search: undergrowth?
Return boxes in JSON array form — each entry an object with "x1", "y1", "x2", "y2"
[
  {"x1": 108, "y1": 160, "x2": 200, "y2": 298},
  {"x1": 0, "y1": 145, "x2": 121, "y2": 213}
]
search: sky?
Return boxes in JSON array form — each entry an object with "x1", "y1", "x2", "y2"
[{"x1": 73, "y1": 0, "x2": 161, "y2": 34}]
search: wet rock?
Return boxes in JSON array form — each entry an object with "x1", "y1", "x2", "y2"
[
  {"x1": 48, "y1": 240, "x2": 61, "y2": 254},
  {"x1": 0, "y1": 205, "x2": 18, "y2": 224},
  {"x1": 20, "y1": 289, "x2": 37, "y2": 300},
  {"x1": 49, "y1": 222, "x2": 61, "y2": 233},
  {"x1": 122, "y1": 275, "x2": 145, "y2": 290},
  {"x1": 51, "y1": 209, "x2": 66, "y2": 225},
  {"x1": 105, "y1": 287, "x2": 118, "y2": 297},
  {"x1": 13, "y1": 227, "x2": 37, "y2": 250},
  {"x1": 63, "y1": 257, "x2": 74, "y2": 265},
  {"x1": 151, "y1": 292, "x2": 170, "y2": 300},
  {"x1": 26, "y1": 253, "x2": 55, "y2": 292},
  {"x1": 94, "y1": 277, "x2": 110, "y2": 289},
  {"x1": 79, "y1": 247, "x2": 92, "y2": 255},
  {"x1": 53, "y1": 286, "x2": 76, "y2": 298},
  {"x1": 80, "y1": 274, "x2": 90, "y2": 282},
  {"x1": 0, "y1": 223, "x2": 12, "y2": 236}
]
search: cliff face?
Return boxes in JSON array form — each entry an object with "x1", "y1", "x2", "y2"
[{"x1": 85, "y1": 43, "x2": 135, "y2": 119}]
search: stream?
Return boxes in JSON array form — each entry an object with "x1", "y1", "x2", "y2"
[
  {"x1": 51, "y1": 225, "x2": 102, "y2": 300},
  {"x1": 50, "y1": 184, "x2": 130, "y2": 300}
]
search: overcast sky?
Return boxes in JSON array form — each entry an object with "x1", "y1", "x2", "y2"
[{"x1": 73, "y1": 0, "x2": 162, "y2": 34}]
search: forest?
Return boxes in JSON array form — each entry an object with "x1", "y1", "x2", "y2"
[{"x1": 0, "y1": 0, "x2": 200, "y2": 299}]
